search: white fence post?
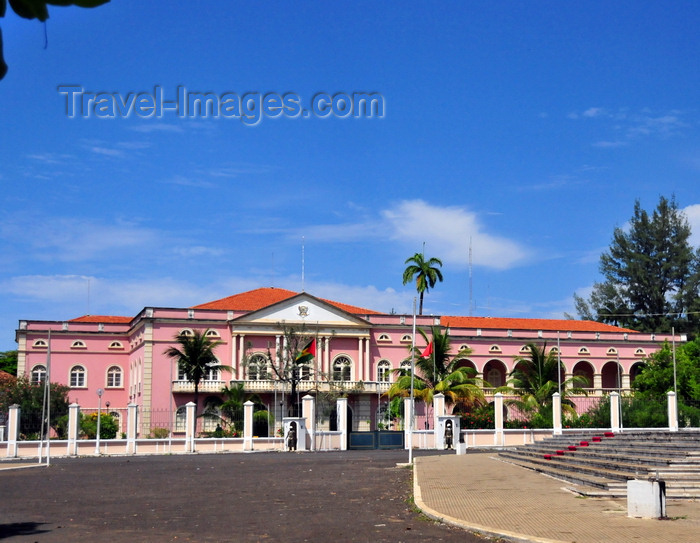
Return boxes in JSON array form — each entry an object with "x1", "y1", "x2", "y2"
[
  {"x1": 243, "y1": 400, "x2": 254, "y2": 451},
  {"x1": 667, "y1": 391, "x2": 679, "y2": 432},
  {"x1": 67, "y1": 403, "x2": 80, "y2": 456},
  {"x1": 302, "y1": 394, "x2": 315, "y2": 451},
  {"x1": 6, "y1": 404, "x2": 19, "y2": 458},
  {"x1": 552, "y1": 392, "x2": 562, "y2": 435},
  {"x1": 337, "y1": 397, "x2": 348, "y2": 451},
  {"x1": 404, "y1": 397, "x2": 414, "y2": 450},
  {"x1": 185, "y1": 401, "x2": 196, "y2": 453},
  {"x1": 494, "y1": 393, "x2": 504, "y2": 446},
  {"x1": 126, "y1": 403, "x2": 138, "y2": 455},
  {"x1": 610, "y1": 392, "x2": 621, "y2": 433}
]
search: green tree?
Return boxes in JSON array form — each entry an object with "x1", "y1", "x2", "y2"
[
  {"x1": 0, "y1": 350, "x2": 17, "y2": 374},
  {"x1": 0, "y1": 0, "x2": 110, "y2": 80},
  {"x1": 387, "y1": 326, "x2": 485, "y2": 409},
  {"x1": 576, "y1": 196, "x2": 700, "y2": 333},
  {"x1": 164, "y1": 329, "x2": 228, "y2": 420},
  {"x1": 261, "y1": 324, "x2": 316, "y2": 417},
  {"x1": 0, "y1": 375, "x2": 70, "y2": 438},
  {"x1": 632, "y1": 339, "x2": 700, "y2": 401},
  {"x1": 402, "y1": 252, "x2": 444, "y2": 315},
  {"x1": 499, "y1": 342, "x2": 588, "y2": 427}
]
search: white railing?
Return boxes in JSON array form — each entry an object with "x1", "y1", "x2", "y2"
[
  {"x1": 229, "y1": 380, "x2": 392, "y2": 394},
  {"x1": 171, "y1": 380, "x2": 227, "y2": 393},
  {"x1": 171, "y1": 379, "x2": 392, "y2": 394}
]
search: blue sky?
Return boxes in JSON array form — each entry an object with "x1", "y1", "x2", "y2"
[{"x1": 1, "y1": 1, "x2": 700, "y2": 351}]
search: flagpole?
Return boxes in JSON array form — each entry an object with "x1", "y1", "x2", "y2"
[
  {"x1": 409, "y1": 297, "x2": 416, "y2": 465},
  {"x1": 46, "y1": 328, "x2": 51, "y2": 466},
  {"x1": 39, "y1": 329, "x2": 52, "y2": 466}
]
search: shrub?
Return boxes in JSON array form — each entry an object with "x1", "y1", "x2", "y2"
[{"x1": 80, "y1": 412, "x2": 118, "y2": 439}]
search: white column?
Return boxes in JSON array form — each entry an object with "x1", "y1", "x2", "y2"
[
  {"x1": 337, "y1": 397, "x2": 348, "y2": 451},
  {"x1": 6, "y1": 404, "x2": 19, "y2": 458},
  {"x1": 243, "y1": 400, "x2": 254, "y2": 451},
  {"x1": 324, "y1": 336, "x2": 330, "y2": 377},
  {"x1": 238, "y1": 335, "x2": 246, "y2": 380},
  {"x1": 231, "y1": 333, "x2": 238, "y2": 379},
  {"x1": 126, "y1": 403, "x2": 138, "y2": 455},
  {"x1": 185, "y1": 401, "x2": 196, "y2": 453},
  {"x1": 364, "y1": 337, "x2": 370, "y2": 382},
  {"x1": 552, "y1": 392, "x2": 562, "y2": 435},
  {"x1": 494, "y1": 393, "x2": 504, "y2": 446},
  {"x1": 622, "y1": 373, "x2": 631, "y2": 390},
  {"x1": 357, "y1": 337, "x2": 364, "y2": 381},
  {"x1": 67, "y1": 403, "x2": 80, "y2": 456},
  {"x1": 302, "y1": 394, "x2": 315, "y2": 451},
  {"x1": 668, "y1": 391, "x2": 679, "y2": 432},
  {"x1": 610, "y1": 392, "x2": 621, "y2": 432}
]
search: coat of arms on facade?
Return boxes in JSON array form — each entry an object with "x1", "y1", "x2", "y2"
[{"x1": 298, "y1": 305, "x2": 309, "y2": 318}]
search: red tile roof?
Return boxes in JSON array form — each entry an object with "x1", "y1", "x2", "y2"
[
  {"x1": 440, "y1": 316, "x2": 638, "y2": 333},
  {"x1": 192, "y1": 287, "x2": 381, "y2": 315},
  {"x1": 69, "y1": 315, "x2": 132, "y2": 324}
]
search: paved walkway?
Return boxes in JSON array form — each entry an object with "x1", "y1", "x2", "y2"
[{"x1": 414, "y1": 452, "x2": 700, "y2": 543}]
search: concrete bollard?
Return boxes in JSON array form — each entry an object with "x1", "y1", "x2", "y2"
[{"x1": 627, "y1": 479, "x2": 666, "y2": 518}]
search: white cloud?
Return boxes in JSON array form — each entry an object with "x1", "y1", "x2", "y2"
[
  {"x1": 592, "y1": 140, "x2": 628, "y2": 148},
  {"x1": 582, "y1": 107, "x2": 606, "y2": 118},
  {"x1": 130, "y1": 122, "x2": 185, "y2": 134},
  {"x1": 569, "y1": 107, "x2": 690, "y2": 144},
  {"x1": 90, "y1": 146, "x2": 125, "y2": 158},
  {"x1": 160, "y1": 175, "x2": 217, "y2": 188},
  {"x1": 683, "y1": 204, "x2": 700, "y2": 248},
  {"x1": 382, "y1": 200, "x2": 529, "y2": 270}
]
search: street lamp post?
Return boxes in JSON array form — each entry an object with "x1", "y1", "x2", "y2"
[{"x1": 95, "y1": 388, "x2": 104, "y2": 455}]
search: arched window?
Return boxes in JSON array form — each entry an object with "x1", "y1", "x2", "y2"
[
  {"x1": 71, "y1": 340, "x2": 87, "y2": 349},
  {"x1": 489, "y1": 345, "x2": 502, "y2": 353},
  {"x1": 70, "y1": 365, "x2": 86, "y2": 388},
  {"x1": 377, "y1": 334, "x2": 391, "y2": 342},
  {"x1": 578, "y1": 347, "x2": 591, "y2": 355},
  {"x1": 204, "y1": 362, "x2": 221, "y2": 381},
  {"x1": 247, "y1": 354, "x2": 268, "y2": 380},
  {"x1": 332, "y1": 356, "x2": 352, "y2": 382},
  {"x1": 107, "y1": 366, "x2": 123, "y2": 388},
  {"x1": 109, "y1": 341, "x2": 124, "y2": 350},
  {"x1": 175, "y1": 406, "x2": 187, "y2": 432},
  {"x1": 202, "y1": 397, "x2": 222, "y2": 432},
  {"x1": 377, "y1": 360, "x2": 391, "y2": 382},
  {"x1": 32, "y1": 339, "x2": 48, "y2": 349},
  {"x1": 205, "y1": 329, "x2": 221, "y2": 338},
  {"x1": 400, "y1": 334, "x2": 412, "y2": 343},
  {"x1": 31, "y1": 364, "x2": 47, "y2": 385},
  {"x1": 178, "y1": 328, "x2": 194, "y2": 337},
  {"x1": 400, "y1": 360, "x2": 411, "y2": 374}
]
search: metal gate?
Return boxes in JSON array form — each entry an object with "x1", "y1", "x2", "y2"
[{"x1": 347, "y1": 430, "x2": 404, "y2": 450}]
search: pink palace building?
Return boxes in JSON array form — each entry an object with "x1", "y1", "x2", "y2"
[{"x1": 14, "y1": 287, "x2": 682, "y2": 436}]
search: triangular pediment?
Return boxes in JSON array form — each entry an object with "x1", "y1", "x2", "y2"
[{"x1": 232, "y1": 292, "x2": 370, "y2": 327}]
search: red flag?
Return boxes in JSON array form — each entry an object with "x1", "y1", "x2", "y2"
[
  {"x1": 295, "y1": 339, "x2": 316, "y2": 363},
  {"x1": 422, "y1": 342, "x2": 433, "y2": 357}
]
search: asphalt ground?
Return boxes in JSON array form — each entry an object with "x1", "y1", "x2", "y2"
[{"x1": 0, "y1": 451, "x2": 490, "y2": 543}]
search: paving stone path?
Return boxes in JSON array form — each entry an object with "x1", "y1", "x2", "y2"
[{"x1": 0, "y1": 451, "x2": 485, "y2": 542}]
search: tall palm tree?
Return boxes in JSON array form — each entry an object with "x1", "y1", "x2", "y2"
[
  {"x1": 499, "y1": 342, "x2": 588, "y2": 422},
  {"x1": 164, "y1": 329, "x2": 228, "y2": 421},
  {"x1": 387, "y1": 326, "x2": 485, "y2": 409},
  {"x1": 402, "y1": 252, "x2": 444, "y2": 315}
]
